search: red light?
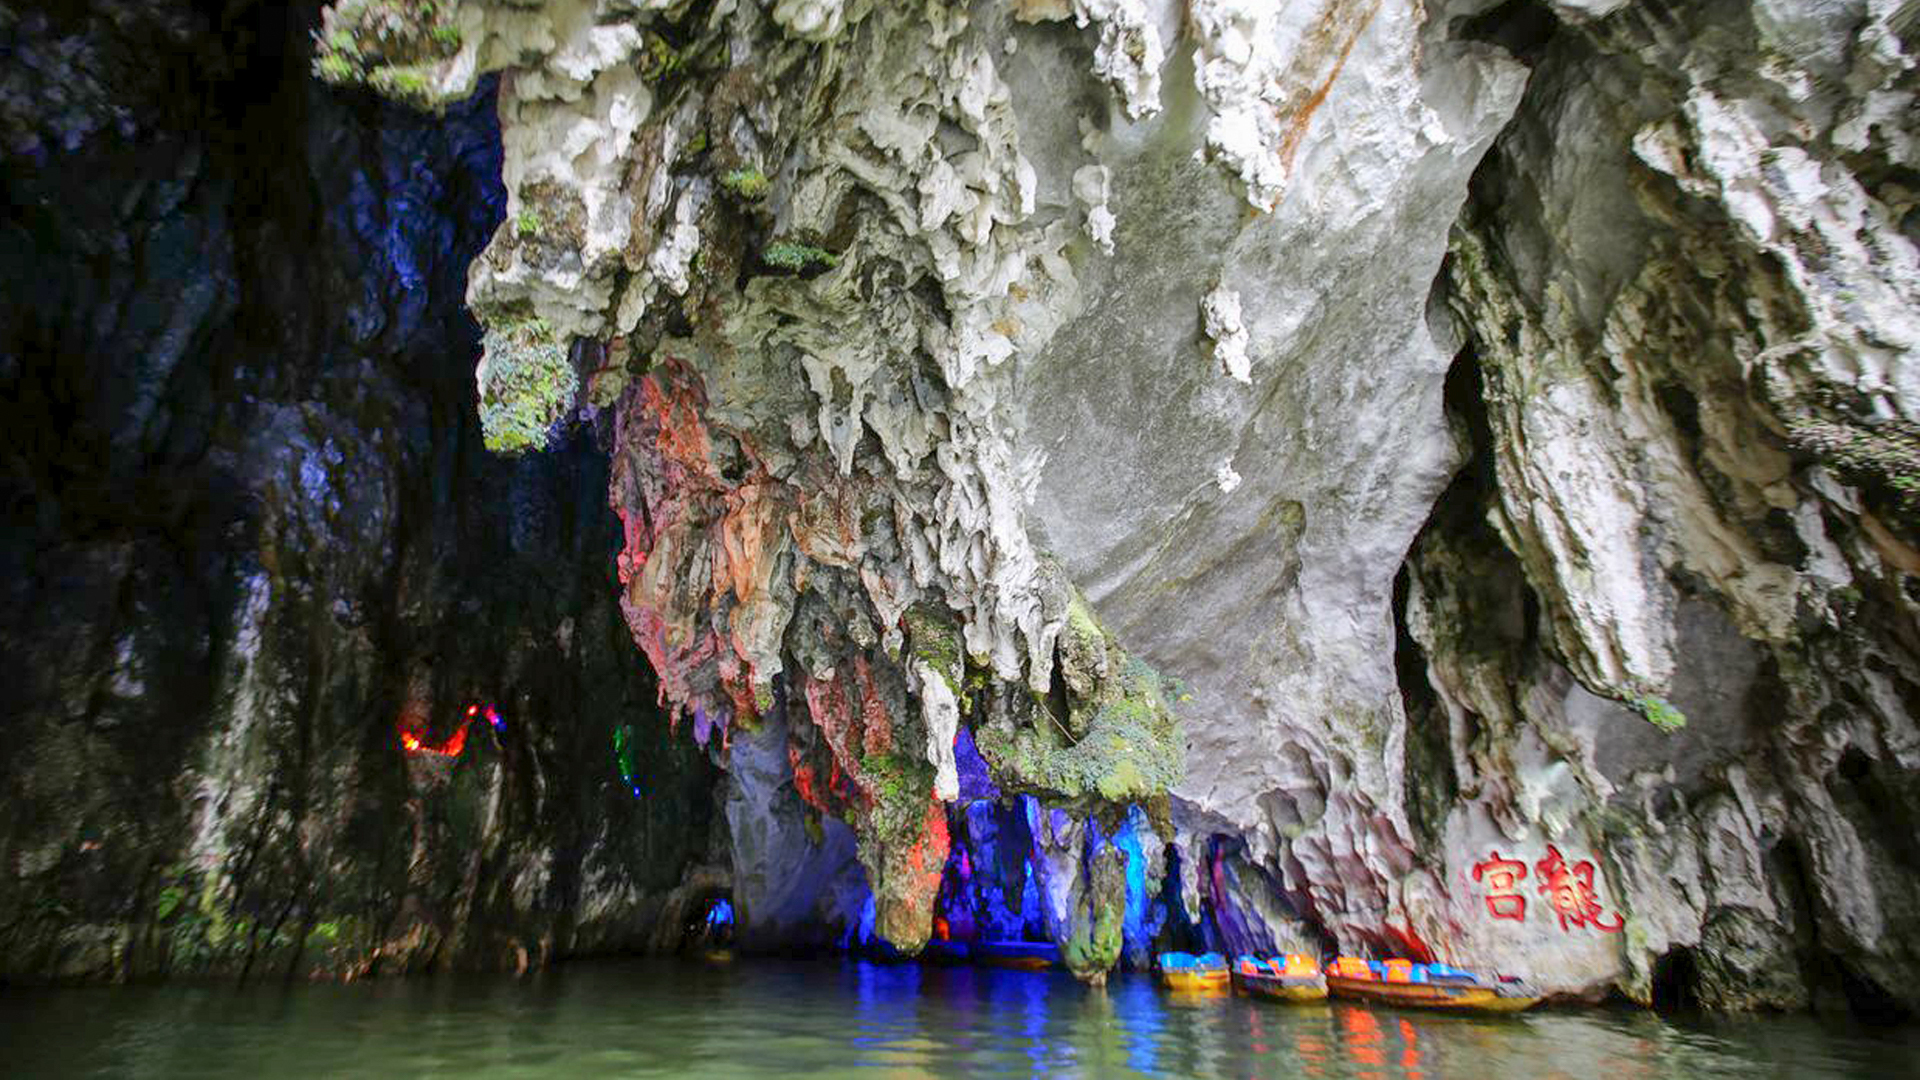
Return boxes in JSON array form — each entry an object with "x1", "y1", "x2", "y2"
[{"x1": 398, "y1": 714, "x2": 474, "y2": 760}]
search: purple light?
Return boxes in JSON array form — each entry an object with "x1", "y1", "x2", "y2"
[{"x1": 952, "y1": 726, "x2": 1000, "y2": 801}]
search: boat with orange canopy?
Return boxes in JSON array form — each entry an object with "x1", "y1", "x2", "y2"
[
  {"x1": 1325, "y1": 957, "x2": 1541, "y2": 1012},
  {"x1": 1233, "y1": 953, "x2": 1328, "y2": 1003}
]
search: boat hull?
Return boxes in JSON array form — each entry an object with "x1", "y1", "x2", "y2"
[
  {"x1": 918, "y1": 940, "x2": 971, "y2": 965},
  {"x1": 1326, "y1": 975, "x2": 1540, "y2": 1013},
  {"x1": 1161, "y1": 969, "x2": 1231, "y2": 992},
  {"x1": 1236, "y1": 971, "x2": 1329, "y2": 1003},
  {"x1": 975, "y1": 942, "x2": 1059, "y2": 971},
  {"x1": 981, "y1": 956, "x2": 1053, "y2": 971}
]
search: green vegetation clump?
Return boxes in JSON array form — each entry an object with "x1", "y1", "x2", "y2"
[
  {"x1": 310, "y1": 0, "x2": 462, "y2": 109},
  {"x1": 1631, "y1": 695, "x2": 1687, "y2": 732},
  {"x1": 478, "y1": 318, "x2": 576, "y2": 455},
  {"x1": 148, "y1": 861, "x2": 299, "y2": 971},
  {"x1": 316, "y1": 52, "x2": 355, "y2": 83},
  {"x1": 902, "y1": 603, "x2": 963, "y2": 693},
  {"x1": 637, "y1": 31, "x2": 683, "y2": 83},
  {"x1": 515, "y1": 208, "x2": 541, "y2": 237},
  {"x1": 761, "y1": 240, "x2": 839, "y2": 273},
  {"x1": 968, "y1": 583, "x2": 1185, "y2": 804},
  {"x1": 371, "y1": 65, "x2": 433, "y2": 104},
  {"x1": 1790, "y1": 416, "x2": 1920, "y2": 506},
  {"x1": 720, "y1": 167, "x2": 770, "y2": 200},
  {"x1": 976, "y1": 655, "x2": 1184, "y2": 803},
  {"x1": 858, "y1": 752, "x2": 936, "y2": 844}
]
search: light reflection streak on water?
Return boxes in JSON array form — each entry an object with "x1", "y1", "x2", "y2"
[{"x1": 1, "y1": 959, "x2": 1917, "y2": 1078}]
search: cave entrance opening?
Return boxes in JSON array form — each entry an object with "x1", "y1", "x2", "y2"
[
  {"x1": 1650, "y1": 946, "x2": 1701, "y2": 1012},
  {"x1": 681, "y1": 889, "x2": 735, "y2": 956}
]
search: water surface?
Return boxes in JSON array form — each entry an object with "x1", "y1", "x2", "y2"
[{"x1": 2, "y1": 959, "x2": 1914, "y2": 1077}]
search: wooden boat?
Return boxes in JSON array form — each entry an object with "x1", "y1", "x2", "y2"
[
  {"x1": 1325, "y1": 957, "x2": 1542, "y2": 1013},
  {"x1": 918, "y1": 938, "x2": 971, "y2": 965},
  {"x1": 975, "y1": 940, "x2": 1061, "y2": 971},
  {"x1": 1234, "y1": 955, "x2": 1328, "y2": 1003},
  {"x1": 1158, "y1": 951, "x2": 1231, "y2": 992}
]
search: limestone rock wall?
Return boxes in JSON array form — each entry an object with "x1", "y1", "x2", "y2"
[
  {"x1": 0, "y1": 0, "x2": 720, "y2": 982},
  {"x1": 1018, "y1": 0, "x2": 1527, "y2": 960},
  {"x1": 1412, "y1": 0, "x2": 1920, "y2": 1015},
  {"x1": 310, "y1": 0, "x2": 1526, "y2": 974},
  {"x1": 56, "y1": 0, "x2": 1920, "y2": 1014}
]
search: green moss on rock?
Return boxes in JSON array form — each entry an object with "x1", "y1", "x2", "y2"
[
  {"x1": 478, "y1": 320, "x2": 576, "y2": 455},
  {"x1": 761, "y1": 240, "x2": 839, "y2": 274},
  {"x1": 1789, "y1": 414, "x2": 1920, "y2": 509},
  {"x1": 1630, "y1": 695, "x2": 1687, "y2": 731},
  {"x1": 858, "y1": 752, "x2": 935, "y2": 845},
  {"x1": 312, "y1": 0, "x2": 463, "y2": 110},
  {"x1": 975, "y1": 592, "x2": 1184, "y2": 805},
  {"x1": 720, "y1": 167, "x2": 770, "y2": 200},
  {"x1": 851, "y1": 752, "x2": 943, "y2": 956},
  {"x1": 1060, "y1": 843, "x2": 1127, "y2": 981},
  {"x1": 902, "y1": 604, "x2": 963, "y2": 694}
]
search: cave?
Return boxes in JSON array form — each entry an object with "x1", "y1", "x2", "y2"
[
  {"x1": 680, "y1": 890, "x2": 735, "y2": 954},
  {"x1": 4, "y1": 0, "x2": 1920, "y2": 1072},
  {"x1": 1650, "y1": 947, "x2": 1701, "y2": 1013}
]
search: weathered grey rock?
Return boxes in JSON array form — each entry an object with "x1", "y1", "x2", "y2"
[
  {"x1": 1022, "y1": 0, "x2": 1527, "y2": 956},
  {"x1": 138, "y1": 0, "x2": 1920, "y2": 1016},
  {"x1": 1417, "y1": 0, "x2": 1920, "y2": 1012},
  {"x1": 723, "y1": 696, "x2": 865, "y2": 948}
]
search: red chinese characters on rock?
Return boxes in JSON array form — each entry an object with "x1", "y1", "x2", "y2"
[
  {"x1": 1472, "y1": 845, "x2": 1626, "y2": 933},
  {"x1": 1470, "y1": 851, "x2": 1529, "y2": 922},
  {"x1": 1534, "y1": 844, "x2": 1624, "y2": 933}
]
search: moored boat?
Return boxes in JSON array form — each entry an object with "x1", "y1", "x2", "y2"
[
  {"x1": 919, "y1": 938, "x2": 971, "y2": 965},
  {"x1": 975, "y1": 940, "x2": 1061, "y2": 971},
  {"x1": 1233, "y1": 954, "x2": 1328, "y2": 1003},
  {"x1": 1325, "y1": 957, "x2": 1542, "y2": 1013},
  {"x1": 1158, "y1": 951, "x2": 1231, "y2": 992}
]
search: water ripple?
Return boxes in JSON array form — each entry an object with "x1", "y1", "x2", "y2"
[{"x1": 1, "y1": 959, "x2": 1915, "y2": 1078}]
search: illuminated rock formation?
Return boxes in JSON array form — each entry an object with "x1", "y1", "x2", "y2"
[
  {"x1": 309, "y1": 0, "x2": 1920, "y2": 1013},
  {"x1": 8, "y1": 0, "x2": 1918, "y2": 1015}
]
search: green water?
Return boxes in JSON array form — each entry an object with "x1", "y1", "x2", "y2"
[{"x1": 2, "y1": 959, "x2": 1915, "y2": 1078}]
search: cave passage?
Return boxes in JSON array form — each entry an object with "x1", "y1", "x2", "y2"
[{"x1": 6, "y1": 0, "x2": 1920, "y2": 1073}]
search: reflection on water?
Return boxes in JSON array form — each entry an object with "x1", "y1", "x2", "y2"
[{"x1": 1, "y1": 959, "x2": 1915, "y2": 1078}]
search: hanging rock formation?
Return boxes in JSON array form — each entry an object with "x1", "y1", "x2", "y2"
[
  {"x1": 315, "y1": 0, "x2": 1494, "y2": 974},
  {"x1": 316, "y1": 0, "x2": 1920, "y2": 1013},
  {"x1": 7, "y1": 0, "x2": 1917, "y2": 1017}
]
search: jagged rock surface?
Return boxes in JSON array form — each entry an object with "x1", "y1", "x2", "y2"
[
  {"x1": 1410, "y1": 0, "x2": 1920, "y2": 1015},
  {"x1": 0, "y1": 0, "x2": 720, "y2": 982},
  {"x1": 322, "y1": 0, "x2": 1920, "y2": 1012},
  {"x1": 15, "y1": 0, "x2": 1919, "y2": 1016},
  {"x1": 321, "y1": 0, "x2": 1196, "y2": 967}
]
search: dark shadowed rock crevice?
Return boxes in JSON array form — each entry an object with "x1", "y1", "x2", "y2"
[{"x1": 0, "y1": 0, "x2": 720, "y2": 983}]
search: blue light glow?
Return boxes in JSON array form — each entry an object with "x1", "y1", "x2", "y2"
[{"x1": 1116, "y1": 806, "x2": 1150, "y2": 958}]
